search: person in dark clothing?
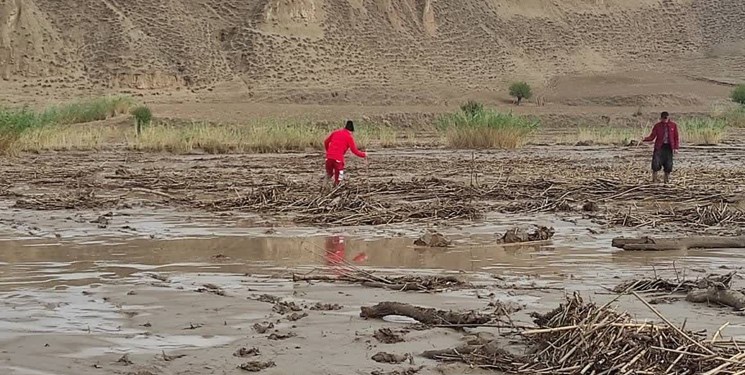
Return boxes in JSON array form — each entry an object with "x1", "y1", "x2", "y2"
[{"x1": 642, "y1": 111, "x2": 680, "y2": 183}]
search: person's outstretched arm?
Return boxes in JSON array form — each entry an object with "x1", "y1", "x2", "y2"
[
  {"x1": 348, "y1": 136, "x2": 366, "y2": 158},
  {"x1": 643, "y1": 124, "x2": 658, "y2": 142}
]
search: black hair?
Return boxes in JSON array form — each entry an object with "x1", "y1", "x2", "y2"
[
  {"x1": 661, "y1": 111, "x2": 669, "y2": 119},
  {"x1": 345, "y1": 120, "x2": 354, "y2": 132}
]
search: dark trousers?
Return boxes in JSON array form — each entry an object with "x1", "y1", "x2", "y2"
[{"x1": 652, "y1": 144, "x2": 673, "y2": 173}]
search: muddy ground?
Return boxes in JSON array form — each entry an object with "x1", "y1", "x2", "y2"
[{"x1": 2, "y1": 130, "x2": 745, "y2": 374}]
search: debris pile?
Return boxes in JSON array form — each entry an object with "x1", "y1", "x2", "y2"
[
  {"x1": 500, "y1": 225, "x2": 555, "y2": 244},
  {"x1": 293, "y1": 273, "x2": 469, "y2": 292},
  {"x1": 413, "y1": 231, "x2": 450, "y2": 247},
  {"x1": 614, "y1": 272, "x2": 745, "y2": 310},
  {"x1": 423, "y1": 294, "x2": 745, "y2": 374}
]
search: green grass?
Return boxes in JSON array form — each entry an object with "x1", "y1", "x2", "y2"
[
  {"x1": 129, "y1": 120, "x2": 402, "y2": 154},
  {"x1": 0, "y1": 96, "x2": 135, "y2": 154},
  {"x1": 437, "y1": 109, "x2": 538, "y2": 149},
  {"x1": 679, "y1": 117, "x2": 727, "y2": 145}
]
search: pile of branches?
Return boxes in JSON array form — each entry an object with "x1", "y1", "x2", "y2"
[
  {"x1": 199, "y1": 183, "x2": 482, "y2": 226},
  {"x1": 293, "y1": 272, "x2": 470, "y2": 292},
  {"x1": 614, "y1": 272, "x2": 745, "y2": 310},
  {"x1": 613, "y1": 272, "x2": 735, "y2": 294},
  {"x1": 13, "y1": 190, "x2": 124, "y2": 210},
  {"x1": 425, "y1": 294, "x2": 745, "y2": 374}
]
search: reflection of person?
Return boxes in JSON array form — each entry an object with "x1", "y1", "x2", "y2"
[
  {"x1": 324, "y1": 235, "x2": 346, "y2": 266},
  {"x1": 323, "y1": 120, "x2": 367, "y2": 186},
  {"x1": 323, "y1": 236, "x2": 366, "y2": 275},
  {"x1": 642, "y1": 111, "x2": 680, "y2": 184}
]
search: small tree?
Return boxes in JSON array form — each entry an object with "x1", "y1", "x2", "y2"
[
  {"x1": 131, "y1": 106, "x2": 152, "y2": 136},
  {"x1": 460, "y1": 100, "x2": 484, "y2": 117},
  {"x1": 732, "y1": 84, "x2": 745, "y2": 105},
  {"x1": 509, "y1": 82, "x2": 533, "y2": 105}
]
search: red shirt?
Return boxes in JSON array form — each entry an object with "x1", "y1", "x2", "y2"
[
  {"x1": 644, "y1": 121, "x2": 680, "y2": 150},
  {"x1": 324, "y1": 129, "x2": 366, "y2": 161}
]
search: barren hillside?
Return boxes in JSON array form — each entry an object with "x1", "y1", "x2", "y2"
[{"x1": 1, "y1": 0, "x2": 744, "y2": 104}]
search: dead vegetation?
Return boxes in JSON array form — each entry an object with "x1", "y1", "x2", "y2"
[
  {"x1": 2, "y1": 149, "x2": 745, "y2": 234},
  {"x1": 424, "y1": 293, "x2": 745, "y2": 374},
  {"x1": 614, "y1": 272, "x2": 745, "y2": 310},
  {"x1": 293, "y1": 273, "x2": 469, "y2": 292}
]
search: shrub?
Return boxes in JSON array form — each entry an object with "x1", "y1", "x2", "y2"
[
  {"x1": 131, "y1": 106, "x2": 153, "y2": 135},
  {"x1": 731, "y1": 85, "x2": 745, "y2": 105},
  {"x1": 460, "y1": 100, "x2": 484, "y2": 117},
  {"x1": 437, "y1": 110, "x2": 538, "y2": 149},
  {"x1": 509, "y1": 82, "x2": 533, "y2": 105}
]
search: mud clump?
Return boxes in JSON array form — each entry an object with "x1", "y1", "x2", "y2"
[
  {"x1": 583, "y1": 201, "x2": 599, "y2": 212},
  {"x1": 254, "y1": 294, "x2": 282, "y2": 304},
  {"x1": 310, "y1": 302, "x2": 343, "y2": 311},
  {"x1": 196, "y1": 283, "x2": 226, "y2": 296},
  {"x1": 273, "y1": 301, "x2": 302, "y2": 314},
  {"x1": 414, "y1": 231, "x2": 451, "y2": 247},
  {"x1": 253, "y1": 322, "x2": 274, "y2": 334},
  {"x1": 268, "y1": 331, "x2": 297, "y2": 340},
  {"x1": 371, "y1": 352, "x2": 412, "y2": 364},
  {"x1": 239, "y1": 361, "x2": 276, "y2": 372},
  {"x1": 374, "y1": 328, "x2": 407, "y2": 344},
  {"x1": 234, "y1": 347, "x2": 261, "y2": 357},
  {"x1": 371, "y1": 367, "x2": 424, "y2": 375},
  {"x1": 287, "y1": 312, "x2": 308, "y2": 321},
  {"x1": 500, "y1": 225, "x2": 555, "y2": 244}
]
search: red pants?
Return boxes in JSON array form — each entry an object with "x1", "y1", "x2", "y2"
[{"x1": 325, "y1": 159, "x2": 345, "y2": 185}]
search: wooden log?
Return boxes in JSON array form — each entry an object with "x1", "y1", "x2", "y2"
[
  {"x1": 612, "y1": 236, "x2": 745, "y2": 251},
  {"x1": 360, "y1": 302, "x2": 492, "y2": 326},
  {"x1": 686, "y1": 287, "x2": 745, "y2": 310}
]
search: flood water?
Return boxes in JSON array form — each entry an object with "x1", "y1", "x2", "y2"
[
  {"x1": 1, "y1": 218, "x2": 743, "y2": 291},
  {"x1": 2, "y1": 215, "x2": 745, "y2": 374}
]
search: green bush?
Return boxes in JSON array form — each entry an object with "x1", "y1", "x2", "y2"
[
  {"x1": 131, "y1": 106, "x2": 153, "y2": 136},
  {"x1": 460, "y1": 100, "x2": 484, "y2": 117},
  {"x1": 731, "y1": 85, "x2": 745, "y2": 105},
  {"x1": 509, "y1": 82, "x2": 533, "y2": 105},
  {"x1": 0, "y1": 96, "x2": 134, "y2": 154},
  {"x1": 436, "y1": 109, "x2": 538, "y2": 149}
]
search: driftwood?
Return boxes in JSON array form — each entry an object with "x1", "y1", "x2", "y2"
[
  {"x1": 687, "y1": 287, "x2": 745, "y2": 310},
  {"x1": 612, "y1": 236, "x2": 745, "y2": 251},
  {"x1": 613, "y1": 272, "x2": 734, "y2": 294},
  {"x1": 360, "y1": 302, "x2": 495, "y2": 326},
  {"x1": 293, "y1": 273, "x2": 468, "y2": 292},
  {"x1": 423, "y1": 293, "x2": 745, "y2": 373}
]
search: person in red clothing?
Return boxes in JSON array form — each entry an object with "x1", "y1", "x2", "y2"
[
  {"x1": 323, "y1": 120, "x2": 367, "y2": 186},
  {"x1": 642, "y1": 111, "x2": 680, "y2": 184}
]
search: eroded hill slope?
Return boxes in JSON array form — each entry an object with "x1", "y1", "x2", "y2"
[{"x1": 1, "y1": 0, "x2": 744, "y2": 104}]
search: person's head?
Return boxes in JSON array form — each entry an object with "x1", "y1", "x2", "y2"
[
  {"x1": 660, "y1": 111, "x2": 670, "y2": 123},
  {"x1": 344, "y1": 120, "x2": 355, "y2": 132}
]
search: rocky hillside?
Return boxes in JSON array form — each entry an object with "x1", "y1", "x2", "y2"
[{"x1": 1, "y1": 0, "x2": 744, "y2": 104}]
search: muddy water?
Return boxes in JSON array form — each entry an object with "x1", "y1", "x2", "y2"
[
  {"x1": 2, "y1": 220, "x2": 745, "y2": 374},
  {"x1": 1, "y1": 216, "x2": 743, "y2": 290}
]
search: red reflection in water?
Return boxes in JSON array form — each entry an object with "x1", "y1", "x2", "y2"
[{"x1": 324, "y1": 236, "x2": 367, "y2": 274}]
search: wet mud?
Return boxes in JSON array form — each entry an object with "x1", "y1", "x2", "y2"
[{"x1": 1, "y1": 144, "x2": 745, "y2": 374}]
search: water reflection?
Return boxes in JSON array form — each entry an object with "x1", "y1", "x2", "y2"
[{"x1": 0, "y1": 234, "x2": 743, "y2": 290}]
